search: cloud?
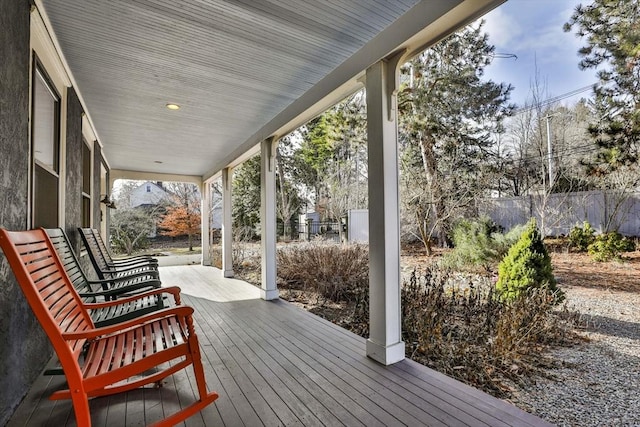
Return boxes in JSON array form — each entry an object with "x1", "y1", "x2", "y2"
[
  {"x1": 481, "y1": 6, "x2": 523, "y2": 48},
  {"x1": 481, "y1": 0, "x2": 597, "y2": 105}
]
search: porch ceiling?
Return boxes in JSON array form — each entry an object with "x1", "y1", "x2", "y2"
[{"x1": 40, "y1": 0, "x2": 503, "y2": 180}]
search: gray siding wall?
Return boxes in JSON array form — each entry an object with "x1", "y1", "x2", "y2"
[
  {"x1": 0, "y1": 1, "x2": 52, "y2": 424},
  {"x1": 65, "y1": 87, "x2": 84, "y2": 254}
]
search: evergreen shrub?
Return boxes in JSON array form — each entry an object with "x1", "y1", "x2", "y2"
[
  {"x1": 496, "y1": 219, "x2": 564, "y2": 303},
  {"x1": 587, "y1": 232, "x2": 636, "y2": 262},
  {"x1": 568, "y1": 221, "x2": 596, "y2": 252},
  {"x1": 444, "y1": 217, "x2": 524, "y2": 269},
  {"x1": 448, "y1": 217, "x2": 500, "y2": 267}
]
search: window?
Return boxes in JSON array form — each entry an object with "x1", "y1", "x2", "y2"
[
  {"x1": 146, "y1": 185, "x2": 151, "y2": 193},
  {"x1": 82, "y1": 139, "x2": 91, "y2": 227},
  {"x1": 31, "y1": 59, "x2": 60, "y2": 228}
]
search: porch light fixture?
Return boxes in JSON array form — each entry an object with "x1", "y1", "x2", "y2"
[
  {"x1": 100, "y1": 194, "x2": 117, "y2": 209},
  {"x1": 166, "y1": 103, "x2": 180, "y2": 110}
]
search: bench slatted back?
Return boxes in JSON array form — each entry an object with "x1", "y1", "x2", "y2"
[
  {"x1": 45, "y1": 228, "x2": 96, "y2": 299},
  {"x1": 78, "y1": 227, "x2": 112, "y2": 278},
  {"x1": 0, "y1": 229, "x2": 93, "y2": 359}
]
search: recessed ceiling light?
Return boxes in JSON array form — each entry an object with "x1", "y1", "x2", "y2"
[{"x1": 166, "y1": 103, "x2": 180, "y2": 110}]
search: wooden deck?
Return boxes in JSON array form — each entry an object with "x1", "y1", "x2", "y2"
[{"x1": 8, "y1": 265, "x2": 552, "y2": 427}]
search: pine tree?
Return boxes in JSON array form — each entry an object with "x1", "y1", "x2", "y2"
[
  {"x1": 564, "y1": 1, "x2": 640, "y2": 171},
  {"x1": 496, "y1": 219, "x2": 563, "y2": 303},
  {"x1": 232, "y1": 156, "x2": 261, "y2": 238},
  {"x1": 398, "y1": 21, "x2": 514, "y2": 254}
]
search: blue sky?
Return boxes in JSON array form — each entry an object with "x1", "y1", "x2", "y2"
[{"x1": 482, "y1": 0, "x2": 600, "y2": 107}]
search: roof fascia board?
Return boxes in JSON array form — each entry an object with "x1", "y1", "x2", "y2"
[
  {"x1": 111, "y1": 169, "x2": 202, "y2": 186},
  {"x1": 203, "y1": 0, "x2": 505, "y2": 181}
]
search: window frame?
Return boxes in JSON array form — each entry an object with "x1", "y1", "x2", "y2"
[
  {"x1": 30, "y1": 54, "x2": 61, "y2": 228},
  {"x1": 81, "y1": 138, "x2": 92, "y2": 227}
]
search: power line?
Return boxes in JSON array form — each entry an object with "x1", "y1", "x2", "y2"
[
  {"x1": 494, "y1": 143, "x2": 601, "y2": 166},
  {"x1": 512, "y1": 84, "x2": 596, "y2": 115}
]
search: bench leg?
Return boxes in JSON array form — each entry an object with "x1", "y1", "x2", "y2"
[{"x1": 71, "y1": 390, "x2": 91, "y2": 426}]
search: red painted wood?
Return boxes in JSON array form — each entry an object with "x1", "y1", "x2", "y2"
[{"x1": 0, "y1": 228, "x2": 219, "y2": 426}]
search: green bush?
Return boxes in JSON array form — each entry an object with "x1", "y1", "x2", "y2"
[
  {"x1": 444, "y1": 217, "x2": 524, "y2": 269},
  {"x1": 496, "y1": 219, "x2": 564, "y2": 303},
  {"x1": 447, "y1": 217, "x2": 499, "y2": 267},
  {"x1": 492, "y1": 223, "x2": 527, "y2": 258},
  {"x1": 568, "y1": 221, "x2": 596, "y2": 252},
  {"x1": 587, "y1": 232, "x2": 636, "y2": 262}
]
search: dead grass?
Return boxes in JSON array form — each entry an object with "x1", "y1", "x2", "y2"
[
  {"x1": 405, "y1": 268, "x2": 583, "y2": 396},
  {"x1": 277, "y1": 241, "x2": 368, "y2": 303}
]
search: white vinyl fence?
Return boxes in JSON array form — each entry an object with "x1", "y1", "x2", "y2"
[{"x1": 479, "y1": 190, "x2": 640, "y2": 236}]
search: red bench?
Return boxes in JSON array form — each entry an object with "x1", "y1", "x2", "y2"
[{"x1": 0, "y1": 228, "x2": 218, "y2": 426}]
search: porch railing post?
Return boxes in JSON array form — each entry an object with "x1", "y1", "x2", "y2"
[
  {"x1": 221, "y1": 167, "x2": 234, "y2": 277},
  {"x1": 260, "y1": 137, "x2": 279, "y2": 300},
  {"x1": 201, "y1": 179, "x2": 212, "y2": 266},
  {"x1": 365, "y1": 54, "x2": 406, "y2": 365}
]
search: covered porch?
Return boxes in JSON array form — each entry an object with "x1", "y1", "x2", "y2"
[
  {"x1": 9, "y1": 265, "x2": 551, "y2": 427},
  {"x1": 0, "y1": 0, "x2": 559, "y2": 424}
]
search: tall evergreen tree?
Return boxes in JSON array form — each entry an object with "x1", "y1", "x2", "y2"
[
  {"x1": 232, "y1": 156, "x2": 261, "y2": 238},
  {"x1": 297, "y1": 112, "x2": 342, "y2": 212},
  {"x1": 398, "y1": 21, "x2": 514, "y2": 253},
  {"x1": 565, "y1": 0, "x2": 640, "y2": 171},
  {"x1": 295, "y1": 92, "x2": 367, "y2": 219}
]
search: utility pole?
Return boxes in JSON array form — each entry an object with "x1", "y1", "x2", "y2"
[{"x1": 542, "y1": 114, "x2": 555, "y2": 187}]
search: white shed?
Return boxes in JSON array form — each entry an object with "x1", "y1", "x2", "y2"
[{"x1": 347, "y1": 209, "x2": 369, "y2": 243}]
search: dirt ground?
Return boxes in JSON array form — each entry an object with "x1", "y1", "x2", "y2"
[
  {"x1": 550, "y1": 250, "x2": 640, "y2": 293},
  {"x1": 399, "y1": 242, "x2": 640, "y2": 294}
]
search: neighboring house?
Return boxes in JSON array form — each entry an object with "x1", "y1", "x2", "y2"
[
  {"x1": 128, "y1": 182, "x2": 169, "y2": 237},
  {"x1": 130, "y1": 181, "x2": 169, "y2": 209}
]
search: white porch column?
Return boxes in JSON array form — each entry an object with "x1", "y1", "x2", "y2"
[
  {"x1": 365, "y1": 55, "x2": 405, "y2": 365},
  {"x1": 221, "y1": 168, "x2": 235, "y2": 277},
  {"x1": 201, "y1": 180, "x2": 212, "y2": 266},
  {"x1": 260, "y1": 137, "x2": 279, "y2": 300}
]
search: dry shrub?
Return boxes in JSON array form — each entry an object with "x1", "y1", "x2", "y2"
[
  {"x1": 277, "y1": 241, "x2": 369, "y2": 304},
  {"x1": 403, "y1": 266, "x2": 580, "y2": 396},
  {"x1": 271, "y1": 241, "x2": 582, "y2": 399},
  {"x1": 210, "y1": 244, "x2": 222, "y2": 269},
  {"x1": 228, "y1": 242, "x2": 262, "y2": 285}
]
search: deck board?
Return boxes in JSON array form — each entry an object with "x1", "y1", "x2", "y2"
[
  {"x1": 266, "y1": 300, "x2": 510, "y2": 426},
  {"x1": 192, "y1": 297, "x2": 353, "y2": 427},
  {"x1": 7, "y1": 265, "x2": 553, "y2": 427}
]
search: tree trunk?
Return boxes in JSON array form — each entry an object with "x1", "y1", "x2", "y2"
[
  {"x1": 275, "y1": 147, "x2": 291, "y2": 239},
  {"x1": 416, "y1": 208, "x2": 433, "y2": 256},
  {"x1": 419, "y1": 134, "x2": 447, "y2": 248}
]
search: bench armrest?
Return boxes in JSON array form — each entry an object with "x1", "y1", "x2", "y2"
[
  {"x1": 82, "y1": 286, "x2": 181, "y2": 309},
  {"x1": 62, "y1": 306, "x2": 195, "y2": 340}
]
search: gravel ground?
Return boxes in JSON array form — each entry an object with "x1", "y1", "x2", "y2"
[{"x1": 511, "y1": 285, "x2": 640, "y2": 427}]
